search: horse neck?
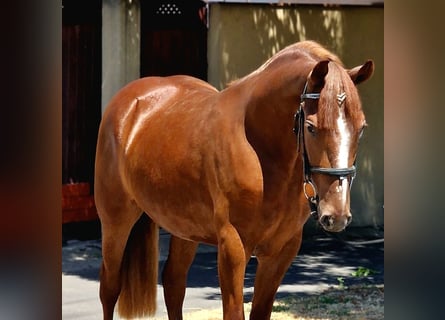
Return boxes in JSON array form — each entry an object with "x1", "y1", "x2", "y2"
[
  {"x1": 242, "y1": 70, "x2": 306, "y2": 165},
  {"x1": 229, "y1": 69, "x2": 310, "y2": 199}
]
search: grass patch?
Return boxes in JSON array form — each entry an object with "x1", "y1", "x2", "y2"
[{"x1": 154, "y1": 284, "x2": 384, "y2": 320}]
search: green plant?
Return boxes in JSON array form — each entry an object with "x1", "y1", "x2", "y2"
[
  {"x1": 351, "y1": 266, "x2": 378, "y2": 277},
  {"x1": 337, "y1": 276, "x2": 346, "y2": 289}
]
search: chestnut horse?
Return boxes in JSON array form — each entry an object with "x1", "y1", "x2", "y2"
[{"x1": 95, "y1": 40, "x2": 374, "y2": 319}]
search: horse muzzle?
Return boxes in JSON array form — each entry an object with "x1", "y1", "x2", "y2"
[{"x1": 318, "y1": 212, "x2": 352, "y2": 232}]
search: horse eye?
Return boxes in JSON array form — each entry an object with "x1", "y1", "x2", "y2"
[{"x1": 306, "y1": 123, "x2": 316, "y2": 135}]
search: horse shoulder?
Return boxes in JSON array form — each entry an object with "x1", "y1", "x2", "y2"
[
  {"x1": 206, "y1": 103, "x2": 264, "y2": 224},
  {"x1": 231, "y1": 135, "x2": 264, "y2": 201}
]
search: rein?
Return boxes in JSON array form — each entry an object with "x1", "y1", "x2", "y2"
[{"x1": 294, "y1": 82, "x2": 356, "y2": 220}]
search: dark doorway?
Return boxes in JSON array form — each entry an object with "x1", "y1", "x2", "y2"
[
  {"x1": 62, "y1": 0, "x2": 102, "y2": 186},
  {"x1": 140, "y1": 0, "x2": 208, "y2": 80},
  {"x1": 62, "y1": 0, "x2": 102, "y2": 223}
]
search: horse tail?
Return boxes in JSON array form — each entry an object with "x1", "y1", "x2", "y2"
[{"x1": 117, "y1": 213, "x2": 159, "y2": 318}]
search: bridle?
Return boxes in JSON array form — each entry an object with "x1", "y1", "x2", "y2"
[{"x1": 294, "y1": 81, "x2": 357, "y2": 220}]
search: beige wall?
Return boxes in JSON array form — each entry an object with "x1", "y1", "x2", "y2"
[
  {"x1": 102, "y1": 0, "x2": 140, "y2": 113},
  {"x1": 208, "y1": 4, "x2": 384, "y2": 229}
]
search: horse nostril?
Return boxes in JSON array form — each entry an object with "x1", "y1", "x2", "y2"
[
  {"x1": 320, "y1": 214, "x2": 351, "y2": 232},
  {"x1": 320, "y1": 215, "x2": 332, "y2": 228}
]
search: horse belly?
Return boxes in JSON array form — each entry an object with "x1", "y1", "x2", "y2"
[
  {"x1": 148, "y1": 198, "x2": 218, "y2": 244},
  {"x1": 128, "y1": 165, "x2": 218, "y2": 244}
]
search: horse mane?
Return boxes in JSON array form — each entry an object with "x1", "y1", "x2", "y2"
[
  {"x1": 229, "y1": 41, "x2": 362, "y2": 130},
  {"x1": 228, "y1": 40, "x2": 343, "y2": 87},
  {"x1": 296, "y1": 40, "x2": 344, "y2": 66}
]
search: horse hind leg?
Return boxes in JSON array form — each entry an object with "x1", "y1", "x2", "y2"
[
  {"x1": 98, "y1": 201, "x2": 159, "y2": 320},
  {"x1": 99, "y1": 206, "x2": 141, "y2": 320},
  {"x1": 162, "y1": 235, "x2": 198, "y2": 320}
]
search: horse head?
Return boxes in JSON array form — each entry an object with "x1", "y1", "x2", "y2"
[{"x1": 297, "y1": 59, "x2": 374, "y2": 232}]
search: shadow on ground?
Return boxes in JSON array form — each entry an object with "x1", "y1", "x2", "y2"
[
  {"x1": 184, "y1": 236, "x2": 383, "y2": 302},
  {"x1": 62, "y1": 225, "x2": 383, "y2": 303}
]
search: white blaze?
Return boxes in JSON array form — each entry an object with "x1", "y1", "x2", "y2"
[
  {"x1": 336, "y1": 110, "x2": 350, "y2": 168},
  {"x1": 336, "y1": 109, "x2": 351, "y2": 204}
]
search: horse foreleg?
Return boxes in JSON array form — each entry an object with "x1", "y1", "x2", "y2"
[
  {"x1": 162, "y1": 235, "x2": 198, "y2": 320},
  {"x1": 249, "y1": 233, "x2": 303, "y2": 320},
  {"x1": 217, "y1": 222, "x2": 249, "y2": 320}
]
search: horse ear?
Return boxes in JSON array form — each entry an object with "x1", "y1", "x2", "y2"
[
  {"x1": 348, "y1": 60, "x2": 374, "y2": 85},
  {"x1": 309, "y1": 60, "x2": 329, "y2": 87}
]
